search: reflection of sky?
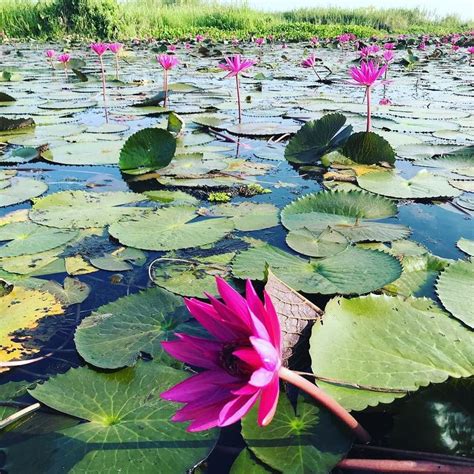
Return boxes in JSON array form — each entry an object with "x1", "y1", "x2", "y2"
[{"x1": 219, "y1": 0, "x2": 474, "y2": 21}]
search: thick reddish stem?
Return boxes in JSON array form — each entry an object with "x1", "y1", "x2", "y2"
[
  {"x1": 163, "y1": 69, "x2": 169, "y2": 108},
  {"x1": 235, "y1": 74, "x2": 242, "y2": 124},
  {"x1": 337, "y1": 459, "x2": 472, "y2": 473},
  {"x1": 366, "y1": 86, "x2": 371, "y2": 132},
  {"x1": 99, "y1": 56, "x2": 108, "y2": 123},
  {"x1": 278, "y1": 367, "x2": 370, "y2": 443}
]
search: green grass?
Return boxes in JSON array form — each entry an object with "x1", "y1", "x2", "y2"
[{"x1": 0, "y1": 0, "x2": 472, "y2": 41}]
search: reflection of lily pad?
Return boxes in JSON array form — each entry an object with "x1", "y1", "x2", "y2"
[
  {"x1": 311, "y1": 294, "x2": 474, "y2": 411},
  {"x1": 30, "y1": 191, "x2": 146, "y2": 229},
  {"x1": 109, "y1": 206, "x2": 234, "y2": 251}
]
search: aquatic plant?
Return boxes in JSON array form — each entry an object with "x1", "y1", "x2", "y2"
[{"x1": 156, "y1": 53, "x2": 180, "y2": 108}]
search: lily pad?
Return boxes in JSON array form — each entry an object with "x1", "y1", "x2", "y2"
[
  {"x1": 144, "y1": 190, "x2": 199, "y2": 206},
  {"x1": 285, "y1": 113, "x2": 352, "y2": 164},
  {"x1": 29, "y1": 191, "x2": 146, "y2": 229},
  {"x1": 43, "y1": 141, "x2": 122, "y2": 165},
  {"x1": 89, "y1": 247, "x2": 146, "y2": 272},
  {"x1": 5, "y1": 362, "x2": 217, "y2": 473},
  {"x1": 0, "y1": 177, "x2": 48, "y2": 208},
  {"x1": 75, "y1": 287, "x2": 193, "y2": 368},
  {"x1": 342, "y1": 131, "x2": 395, "y2": 165},
  {"x1": 310, "y1": 294, "x2": 474, "y2": 411},
  {"x1": 357, "y1": 170, "x2": 462, "y2": 199},
  {"x1": 286, "y1": 227, "x2": 348, "y2": 257},
  {"x1": 109, "y1": 206, "x2": 234, "y2": 251},
  {"x1": 242, "y1": 394, "x2": 352, "y2": 474},
  {"x1": 436, "y1": 260, "x2": 474, "y2": 328},
  {"x1": 457, "y1": 238, "x2": 474, "y2": 256}
]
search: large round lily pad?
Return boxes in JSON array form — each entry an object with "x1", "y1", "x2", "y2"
[
  {"x1": 310, "y1": 294, "x2": 474, "y2": 411},
  {"x1": 109, "y1": 206, "x2": 234, "y2": 251},
  {"x1": 75, "y1": 287, "x2": 193, "y2": 368},
  {"x1": 0, "y1": 177, "x2": 48, "y2": 207},
  {"x1": 4, "y1": 362, "x2": 217, "y2": 473},
  {"x1": 43, "y1": 141, "x2": 122, "y2": 165},
  {"x1": 436, "y1": 260, "x2": 474, "y2": 328},
  {"x1": 29, "y1": 191, "x2": 146, "y2": 229}
]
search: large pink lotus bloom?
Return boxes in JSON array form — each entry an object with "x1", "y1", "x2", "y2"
[
  {"x1": 157, "y1": 54, "x2": 180, "y2": 70},
  {"x1": 108, "y1": 42, "x2": 123, "y2": 54},
  {"x1": 57, "y1": 53, "x2": 70, "y2": 63},
  {"x1": 161, "y1": 278, "x2": 282, "y2": 432},
  {"x1": 350, "y1": 60, "x2": 387, "y2": 87},
  {"x1": 45, "y1": 49, "x2": 56, "y2": 58},
  {"x1": 218, "y1": 54, "x2": 255, "y2": 78},
  {"x1": 90, "y1": 42, "x2": 109, "y2": 56}
]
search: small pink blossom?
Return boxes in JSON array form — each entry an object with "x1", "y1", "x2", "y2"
[
  {"x1": 184, "y1": 42, "x2": 192, "y2": 50},
  {"x1": 108, "y1": 42, "x2": 123, "y2": 54},
  {"x1": 281, "y1": 43, "x2": 288, "y2": 49},
  {"x1": 452, "y1": 44, "x2": 460, "y2": 52},
  {"x1": 384, "y1": 42, "x2": 396, "y2": 50},
  {"x1": 255, "y1": 37, "x2": 265, "y2": 46},
  {"x1": 310, "y1": 36, "x2": 319, "y2": 46},
  {"x1": 57, "y1": 53, "x2": 71, "y2": 64},
  {"x1": 232, "y1": 38, "x2": 240, "y2": 47},
  {"x1": 168, "y1": 44, "x2": 177, "y2": 52},
  {"x1": 338, "y1": 33, "x2": 351, "y2": 43},
  {"x1": 90, "y1": 42, "x2": 109, "y2": 56},
  {"x1": 195, "y1": 34, "x2": 205, "y2": 42},
  {"x1": 382, "y1": 50, "x2": 395, "y2": 63},
  {"x1": 218, "y1": 54, "x2": 256, "y2": 78},
  {"x1": 161, "y1": 277, "x2": 282, "y2": 432},
  {"x1": 156, "y1": 54, "x2": 180, "y2": 70},
  {"x1": 379, "y1": 97, "x2": 392, "y2": 105},
  {"x1": 467, "y1": 46, "x2": 474, "y2": 55},
  {"x1": 45, "y1": 49, "x2": 56, "y2": 58},
  {"x1": 417, "y1": 42, "x2": 426, "y2": 51},
  {"x1": 349, "y1": 60, "x2": 387, "y2": 87},
  {"x1": 301, "y1": 53, "x2": 318, "y2": 68}
]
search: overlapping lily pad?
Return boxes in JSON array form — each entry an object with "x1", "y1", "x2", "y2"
[{"x1": 0, "y1": 177, "x2": 48, "y2": 207}]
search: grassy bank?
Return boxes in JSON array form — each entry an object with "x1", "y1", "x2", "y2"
[{"x1": 0, "y1": 0, "x2": 472, "y2": 41}]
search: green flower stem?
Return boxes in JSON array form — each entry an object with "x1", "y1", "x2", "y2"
[{"x1": 278, "y1": 366, "x2": 371, "y2": 443}]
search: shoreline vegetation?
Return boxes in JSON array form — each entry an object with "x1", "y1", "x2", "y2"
[{"x1": 0, "y1": 0, "x2": 473, "y2": 42}]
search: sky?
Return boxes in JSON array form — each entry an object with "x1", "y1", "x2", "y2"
[{"x1": 220, "y1": 0, "x2": 474, "y2": 21}]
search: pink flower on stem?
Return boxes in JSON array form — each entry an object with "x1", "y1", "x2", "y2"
[
  {"x1": 417, "y1": 42, "x2": 426, "y2": 51},
  {"x1": 382, "y1": 50, "x2": 395, "y2": 63},
  {"x1": 195, "y1": 34, "x2": 205, "y2": 43},
  {"x1": 157, "y1": 54, "x2": 180, "y2": 107},
  {"x1": 467, "y1": 46, "x2": 474, "y2": 57},
  {"x1": 349, "y1": 60, "x2": 387, "y2": 132},
  {"x1": 255, "y1": 37, "x2": 265, "y2": 46},
  {"x1": 384, "y1": 42, "x2": 395, "y2": 50},
  {"x1": 161, "y1": 277, "x2": 370, "y2": 442},
  {"x1": 310, "y1": 36, "x2": 319, "y2": 46},
  {"x1": 218, "y1": 55, "x2": 255, "y2": 124},
  {"x1": 57, "y1": 53, "x2": 71, "y2": 80},
  {"x1": 168, "y1": 44, "x2": 177, "y2": 52},
  {"x1": 45, "y1": 49, "x2": 56, "y2": 69},
  {"x1": 90, "y1": 43, "x2": 109, "y2": 122},
  {"x1": 108, "y1": 42, "x2": 123, "y2": 80},
  {"x1": 379, "y1": 97, "x2": 392, "y2": 106},
  {"x1": 301, "y1": 53, "x2": 322, "y2": 81},
  {"x1": 451, "y1": 44, "x2": 460, "y2": 52}
]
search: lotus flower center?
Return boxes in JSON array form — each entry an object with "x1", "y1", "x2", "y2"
[{"x1": 220, "y1": 342, "x2": 252, "y2": 378}]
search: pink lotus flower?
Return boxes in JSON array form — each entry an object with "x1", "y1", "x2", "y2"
[
  {"x1": 168, "y1": 44, "x2": 177, "y2": 52},
  {"x1": 161, "y1": 277, "x2": 371, "y2": 442},
  {"x1": 338, "y1": 33, "x2": 351, "y2": 43},
  {"x1": 45, "y1": 49, "x2": 55, "y2": 58},
  {"x1": 108, "y1": 42, "x2": 123, "y2": 54},
  {"x1": 382, "y1": 50, "x2": 395, "y2": 63},
  {"x1": 161, "y1": 278, "x2": 282, "y2": 431},
  {"x1": 255, "y1": 37, "x2": 265, "y2": 46},
  {"x1": 350, "y1": 60, "x2": 387, "y2": 87},
  {"x1": 157, "y1": 54, "x2": 180, "y2": 70},
  {"x1": 281, "y1": 43, "x2": 288, "y2": 49},
  {"x1": 57, "y1": 53, "x2": 70, "y2": 64},
  {"x1": 467, "y1": 46, "x2": 474, "y2": 55},
  {"x1": 417, "y1": 42, "x2": 426, "y2": 51},
  {"x1": 384, "y1": 42, "x2": 395, "y2": 50},
  {"x1": 218, "y1": 55, "x2": 256, "y2": 123},
  {"x1": 310, "y1": 36, "x2": 319, "y2": 46},
  {"x1": 195, "y1": 34, "x2": 205, "y2": 42},
  {"x1": 350, "y1": 61, "x2": 387, "y2": 132},
  {"x1": 301, "y1": 53, "x2": 322, "y2": 80},
  {"x1": 452, "y1": 44, "x2": 460, "y2": 52},
  {"x1": 379, "y1": 97, "x2": 392, "y2": 105},
  {"x1": 90, "y1": 42, "x2": 109, "y2": 56},
  {"x1": 184, "y1": 42, "x2": 191, "y2": 50},
  {"x1": 218, "y1": 54, "x2": 255, "y2": 78}
]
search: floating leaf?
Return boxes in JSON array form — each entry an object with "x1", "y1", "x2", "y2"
[
  {"x1": 457, "y1": 238, "x2": 474, "y2": 257},
  {"x1": 342, "y1": 131, "x2": 395, "y2": 165},
  {"x1": 5, "y1": 362, "x2": 217, "y2": 473},
  {"x1": 232, "y1": 242, "x2": 401, "y2": 295},
  {"x1": 40, "y1": 277, "x2": 91, "y2": 306},
  {"x1": 230, "y1": 449, "x2": 272, "y2": 473},
  {"x1": 358, "y1": 170, "x2": 462, "y2": 199},
  {"x1": 0, "y1": 222, "x2": 77, "y2": 258},
  {"x1": 109, "y1": 206, "x2": 234, "y2": 251},
  {"x1": 242, "y1": 394, "x2": 352, "y2": 474},
  {"x1": 436, "y1": 260, "x2": 474, "y2": 328},
  {"x1": 89, "y1": 247, "x2": 146, "y2": 272},
  {"x1": 310, "y1": 295, "x2": 474, "y2": 411},
  {"x1": 285, "y1": 113, "x2": 352, "y2": 164},
  {"x1": 286, "y1": 227, "x2": 348, "y2": 257},
  {"x1": 0, "y1": 177, "x2": 47, "y2": 208},
  {"x1": 29, "y1": 191, "x2": 146, "y2": 229},
  {"x1": 144, "y1": 190, "x2": 199, "y2": 206},
  {"x1": 43, "y1": 141, "x2": 122, "y2": 165},
  {"x1": 119, "y1": 128, "x2": 176, "y2": 173},
  {"x1": 75, "y1": 287, "x2": 192, "y2": 369}
]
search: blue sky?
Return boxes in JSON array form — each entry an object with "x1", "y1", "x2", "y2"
[{"x1": 220, "y1": 0, "x2": 474, "y2": 21}]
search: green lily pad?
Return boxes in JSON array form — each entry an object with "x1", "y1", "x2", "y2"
[
  {"x1": 436, "y1": 260, "x2": 474, "y2": 328},
  {"x1": 119, "y1": 128, "x2": 176, "y2": 172},
  {"x1": 0, "y1": 222, "x2": 77, "y2": 258},
  {"x1": 281, "y1": 191, "x2": 409, "y2": 242},
  {"x1": 286, "y1": 227, "x2": 348, "y2": 257},
  {"x1": 310, "y1": 295, "x2": 474, "y2": 411},
  {"x1": 0, "y1": 177, "x2": 48, "y2": 208},
  {"x1": 342, "y1": 131, "x2": 395, "y2": 165},
  {"x1": 457, "y1": 238, "x2": 474, "y2": 256},
  {"x1": 43, "y1": 141, "x2": 122, "y2": 165},
  {"x1": 151, "y1": 252, "x2": 234, "y2": 297},
  {"x1": 29, "y1": 191, "x2": 146, "y2": 229},
  {"x1": 230, "y1": 449, "x2": 272, "y2": 473},
  {"x1": 144, "y1": 190, "x2": 199, "y2": 206},
  {"x1": 75, "y1": 287, "x2": 192, "y2": 368},
  {"x1": 89, "y1": 247, "x2": 146, "y2": 272},
  {"x1": 109, "y1": 206, "x2": 234, "y2": 251},
  {"x1": 242, "y1": 394, "x2": 352, "y2": 474},
  {"x1": 232, "y1": 242, "x2": 401, "y2": 295},
  {"x1": 4, "y1": 362, "x2": 217, "y2": 473},
  {"x1": 357, "y1": 170, "x2": 462, "y2": 199},
  {"x1": 285, "y1": 113, "x2": 352, "y2": 164}
]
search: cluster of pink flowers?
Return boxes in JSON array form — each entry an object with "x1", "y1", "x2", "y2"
[{"x1": 359, "y1": 44, "x2": 380, "y2": 59}]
